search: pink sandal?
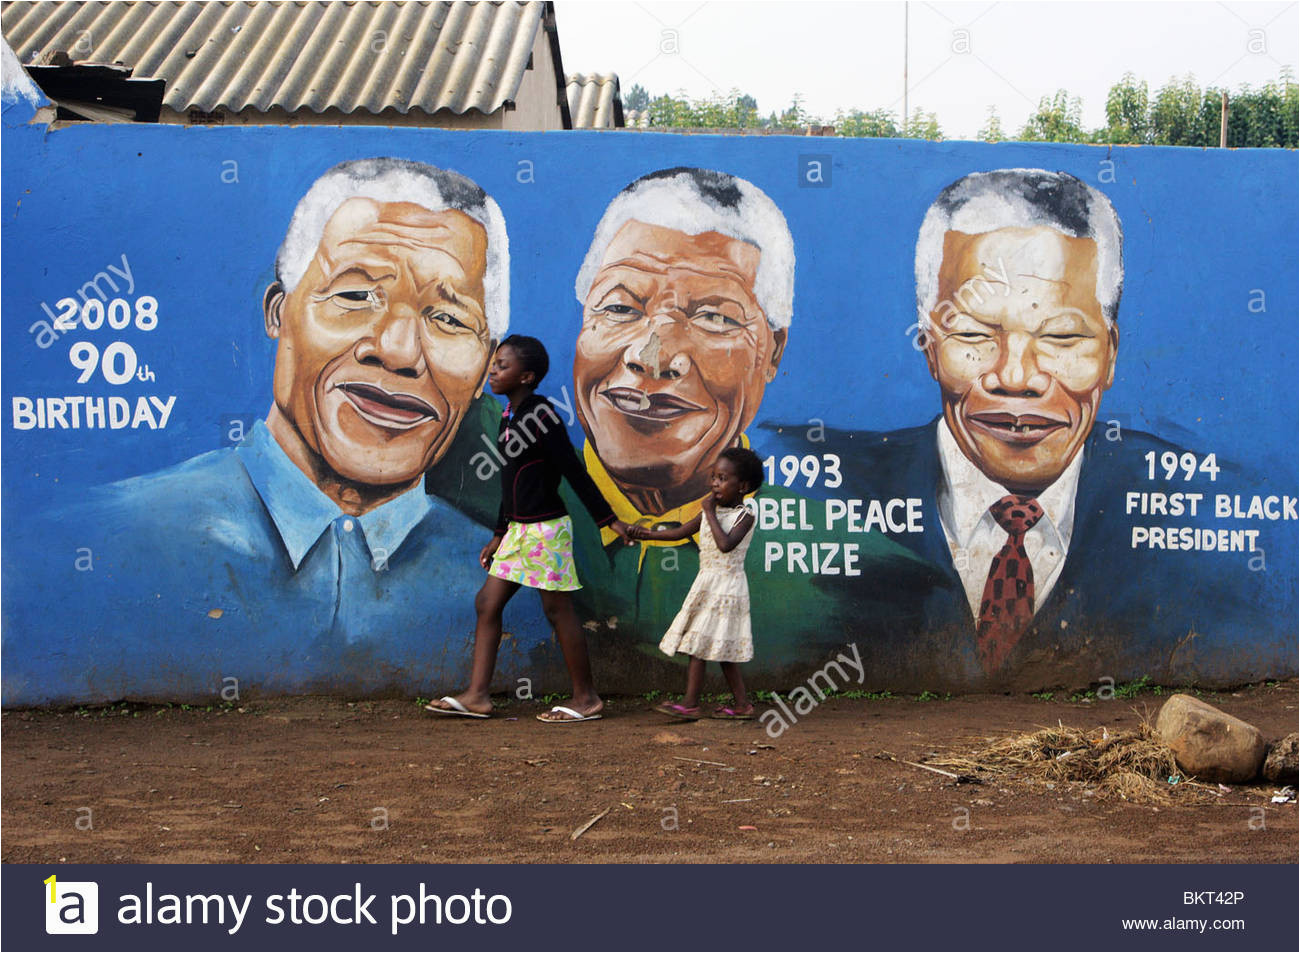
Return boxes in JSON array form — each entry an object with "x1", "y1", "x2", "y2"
[
  {"x1": 710, "y1": 704, "x2": 755, "y2": 720},
  {"x1": 653, "y1": 701, "x2": 701, "y2": 720}
]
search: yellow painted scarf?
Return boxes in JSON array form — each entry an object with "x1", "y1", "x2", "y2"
[{"x1": 585, "y1": 437, "x2": 752, "y2": 569}]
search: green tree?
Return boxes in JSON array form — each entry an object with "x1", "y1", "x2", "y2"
[
  {"x1": 834, "y1": 107, "x2": 901, "y2": 138},
  {"x1": 1145, "y1": 70, "x2": 1297, "y2": 147},
  {"x1": 903, "y1": 107, "x2": 943, "y2": 140},
  {"x1": 645, "y1": 91, "x2": 696, "y2": 127},
  {"x1": 1283, "y1": 68, "x2": 1300, "y2": 148},
  {"x1": 1018, "y1": 90, "x2": 1087, "y2": 142},
  {"x1": 1282, "y1": 67, "x2": 1300, "y2": 147},
  {"x1": 623, "y1": 73, "x2": 1297, "y2": 146},
  {"x1": 622, "y1": 83, "x2": 649, "y2": 114},
  {"x1": 723, "y1": 89, "x2": 760, "y2": 129},
  {"x1": 1224, "y1": 71, "x2": 1299, "y2": 147},
  {"x1": 768, "y1": 94, "x2": 814, "y2": 132},
  {"x1": 1149, "y1": 75, "x2": 1213, "y2": 146},
  {"x1": 643, "y1": 89, "x2": 761, "y2": 129},
  {"x1": 977, "y1": 106, "x2": 1005, "y2": 142},
  {"x1": 1102, "y1": 72, "x2": 1150, "y2": 143}
]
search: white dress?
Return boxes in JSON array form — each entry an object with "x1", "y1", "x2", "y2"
[{"x1": 658, "y1": 505, "x2": 754, "y2": 663}]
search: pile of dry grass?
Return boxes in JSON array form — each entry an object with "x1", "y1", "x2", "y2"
[{"x1": 928, "y1": 719, "x2": 1215, "y2": 803}]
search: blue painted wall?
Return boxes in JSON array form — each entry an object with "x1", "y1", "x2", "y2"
[{"x1": 2, "y1": 105, "x2": 1296, "y2": 704}]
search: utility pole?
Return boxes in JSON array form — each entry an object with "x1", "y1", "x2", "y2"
[
  {"x1": 903, "y1": 1, "x2": 909, "y2": 133},
  {"x1": 1219, "y1": 90, "x2": 1228, "y2": 147}
]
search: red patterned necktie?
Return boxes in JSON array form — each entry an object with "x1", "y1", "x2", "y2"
[{"x1": 976, "y1": 494, "x2": 1044, "y2": 673}]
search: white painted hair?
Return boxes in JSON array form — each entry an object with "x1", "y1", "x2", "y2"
[
  {"x1": 2, "y1": 40, "x2": 44, "y2": 107},
  {"x1": 574, "y1": 167, "x2": 795, "y2": 329},
  {"x1": 275, "y1": 157, "x2": 509, "y2": 338},
  {"x1": 915, "y1": 168, "x2": 1123, "y2": 326}
]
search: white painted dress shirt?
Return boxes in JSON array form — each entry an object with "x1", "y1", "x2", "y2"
[{"x1": 935, "y1": 420, "x2": 1083, "y2": 619}]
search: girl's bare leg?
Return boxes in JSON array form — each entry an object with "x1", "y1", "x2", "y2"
[
  {"x1": 536, "y1": 589, "x2": 603, "y2": 719},
  {"x1": 682, "y1": 656, "x2": 707, "y2": 708},
  {"x1": 719, "y1": 661, "x2": 750, "y2": 710},
  {"x1": 430, "y1": 575, "x2": 520, "y2": 715}
]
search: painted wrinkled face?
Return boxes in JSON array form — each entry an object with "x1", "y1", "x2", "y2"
[
  {"x1": 574, "y1": 220, "x2": 786, "y2": 496},
  {"x1": 267, "y1": 198, "x2": 492, "y2": 487},
  {"x1": 923, "y1": 226, "x2": 1118, "y2": 493}
]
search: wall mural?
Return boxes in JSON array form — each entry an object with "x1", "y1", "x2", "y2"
[{"x1": 2, "y1": 115, "x2": 1296, "y2": 704}]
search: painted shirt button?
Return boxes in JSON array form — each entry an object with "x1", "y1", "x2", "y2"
[{"x1": 343, "y1": 519, "x2": 355, "y2": 532}]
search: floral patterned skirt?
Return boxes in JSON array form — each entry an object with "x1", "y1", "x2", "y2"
[{"x1": 489, "y1": 517, "x2": 581, "y2": 591}]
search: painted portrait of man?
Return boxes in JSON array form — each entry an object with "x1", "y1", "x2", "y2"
[
  {"x1": 572, "y1": 167, "x2": 791, "y2": 522},
  {"x1": 6, "y1": 158, "x2": 509, "y2": 702},
  {"x1": 841, "y1": 168, "x2": 1289, "y2": 688},
  {"x1": 262, "y1": 159, "x2": 505, "y2": 506},
  {"x1": 917, "y1": 169, "x2": 1123, "y2": 672},
  {"x1": 562, "y1": 167, "x2": 940, "y2": 673}
]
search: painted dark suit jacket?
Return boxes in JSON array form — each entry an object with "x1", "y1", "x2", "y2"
[{"x1": 801, "y1": 418, "x2": 1296, "y2": 691}]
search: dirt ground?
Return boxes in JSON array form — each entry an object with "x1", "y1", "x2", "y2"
[{"x1": 3, "y1": 681, "x2": 1296, "y2": 864}]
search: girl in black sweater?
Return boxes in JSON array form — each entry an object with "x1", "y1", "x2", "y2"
[{"x1": 426, "y1": 335, "x2": 631, "y2": 722}]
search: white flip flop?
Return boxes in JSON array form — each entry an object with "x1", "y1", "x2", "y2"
[
  {"x1": 536, "y1": 705, "x2": 603, "y2": 724},
  {"x1": 425, "y1": 695, "x2": 490, "y2": 718}
]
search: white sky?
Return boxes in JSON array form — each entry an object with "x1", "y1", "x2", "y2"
[{"x1": 553, "y1": 0, "x2": 1299, "y2": 138}]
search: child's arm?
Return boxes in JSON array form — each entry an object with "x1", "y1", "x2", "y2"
[
  {"x1": 626, "y1": 514, "x2": 703, "y2": 542},
  {"x1": 538, "y1": 408, "x2": 631, "y2": 540},
  {"x1": 702, "y1": 498, "x2": 755, "y2": 553}
]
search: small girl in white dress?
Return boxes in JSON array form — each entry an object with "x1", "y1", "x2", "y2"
[{"x1": 628, "y1": 447, "x2": 762, "y2": 720}]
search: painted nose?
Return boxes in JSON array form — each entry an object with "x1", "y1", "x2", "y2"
[
  {"x1": 622, "y1": 314, "x2": 692, "y2": 381},
  {"x1": 982, "y1": 331, "x2": 1050, "y2": 396},
  {"x1": 358, "y1": 302, "x2": 424, "y2": 378}
]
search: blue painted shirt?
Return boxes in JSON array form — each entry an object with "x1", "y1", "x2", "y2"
[{"x1": 2, "y1": 421, "x2": 521, "y2": 704}]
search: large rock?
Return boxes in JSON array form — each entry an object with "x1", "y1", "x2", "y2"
[
  {"x1": 1262, "y1": 732, "x2": 1298, "y2": 784},
  {"x1": 1155, "y1": 694, "x2": 1267, "y2": 783}
]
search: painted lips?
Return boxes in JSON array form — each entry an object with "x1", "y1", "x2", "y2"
[
  {"x1": 335, "y1": 381, "x2": 439, "y2": 429},
  {"x1": 601, "y1": 387, "x2": 703, "y2": 421},
  {"x1": 968, "y1": 412, "x2": 1067, "y2": 445}
]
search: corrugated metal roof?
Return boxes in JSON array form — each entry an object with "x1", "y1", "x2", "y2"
[
  {"x1": 565, "y1": 71, "x2": 619, "y2": 128},
  {"x1": 1, "y1": 0, "x2": 550, "y2": 116}
]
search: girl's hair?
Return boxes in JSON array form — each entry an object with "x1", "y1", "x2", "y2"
[
  {"x1": 498, "y1": 334, "x2": 549, "y2": 384},
  {"x1": 720, "y1": 446, "x2": 764, "y2": 491}
]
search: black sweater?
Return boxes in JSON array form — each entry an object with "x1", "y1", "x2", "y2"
[{"x1": 493, "y1": 393, "x2": 616, "y2": 535}]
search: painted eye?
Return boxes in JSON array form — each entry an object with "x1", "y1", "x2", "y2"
[
  {"x1": 332, "y1": 289, "x2": 382, "y2": 310},
  {"x1": 423, "y1": 308, "x2": 471, "y2": 331},
  {"x1": 693, "y1": 311, "x2": 742, "y2": 333},
  {"x1": 950, "y1": 331, "x2": 992, "y2": 343},
  {"x1": 598, "y1": 303, "x2": 641, "y2": 322}
]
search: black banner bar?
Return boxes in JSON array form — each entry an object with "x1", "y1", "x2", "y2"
[{"x1": 6, "y1": 863, "x2": 1297, "y2": 952}]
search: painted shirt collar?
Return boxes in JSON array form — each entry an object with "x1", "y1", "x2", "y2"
[
  {"x1": 237, "y1": 419, "x2": 432, "y2": 570},
  {"x1": 584, "y1": 435, "x2": 752, "y2": 562},
  {"x1": 935, "y1": 417, "x2": 1081, "y2": 552}
]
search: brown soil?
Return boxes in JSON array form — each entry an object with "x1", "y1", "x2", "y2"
[{"x1": 3, "y1": 682, "x2": 1296, "y2": 864}]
